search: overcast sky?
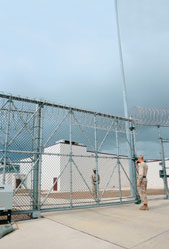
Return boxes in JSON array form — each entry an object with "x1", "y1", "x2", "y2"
[
  {"x1": 1, "y1": 0, "x2": 169, "y2": 116},
  {"x1": 1, "y1": 0, "x2": 169, "y2": 159}
]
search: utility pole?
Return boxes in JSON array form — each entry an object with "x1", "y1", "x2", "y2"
[
  {"x1": 114, "y1": 0, "x2": 135, "y2": 196},
  {"x1": 114, "y1": 0, "x2": 129, "y2": 119}
]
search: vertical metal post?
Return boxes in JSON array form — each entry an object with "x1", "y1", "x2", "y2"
[
  {"x1": 129, "y1": 122, "x2": 139, "y2": 200},
  {"x1": 38, "y1": 107, "x2": 43, "y2": 210},
  {"x1": 114, "y1": 0, "x2": 134, "y2": 195},
  {"x1": 128, "y1": 127, "x2": 135, "y2": 197},
  {"x1": 32, "y1": 104, "x2": 43, "y2": 218},
  {"x1": 69, "y1": 110, "x2": 73, "y2": 208},
  {"x1": 158, "y1": 126, "x2": 169, "y2": 199},
  {"x1": 3, "y1": 97, "x2": 12, "y2": 184},
  {"x1": 115, "y1": 122, "x2": 122, "y2": 202},
  {"x1": 94, "y1": 115, "x2": 99, "y2": 203}
]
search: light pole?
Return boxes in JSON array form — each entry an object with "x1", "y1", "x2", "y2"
[
  {"x1": 114, "y1": 0, "x2": 129, "y2": 119},
  {"x1": 114, "y1": 0, "x2": 135, "y2": 196}
]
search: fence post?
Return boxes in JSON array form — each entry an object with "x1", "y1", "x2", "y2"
[
  {"x1": 158, "y1": 126, "x2": 169, "y2": 199},
  {"x1": 2, "y1": 97, "x2": 12, "y2": 185},
  {"x1": 115, "y1": 121, "x2": 122, "y2": 202},
  {"x1": 129, "y1": 121, "x2": 139, "y2": 201},
  {"x1": 69, "y1": 109, "x2": 73, "y2": 208},
  {"x1": 32, "y1": 103, "x2": 43, "y2": 218},
  {"x1": 94, "y1": 115, "x2": 99, "y2": 203}
]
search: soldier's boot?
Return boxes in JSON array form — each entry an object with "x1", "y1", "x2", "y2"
[
  {"x1": 139, "y1": 204, "x2": 149, "y2": 210},
  {"x1": 139, "y1": 205, "x2": 144, "y2": 210},
  {"x1": 144, "y1": 204, "x2": 149, "y2": 210}
]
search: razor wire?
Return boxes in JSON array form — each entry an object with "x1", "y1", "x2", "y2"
[{"x1": 131, "y1": 106, "x2": 169, "y2": 127}]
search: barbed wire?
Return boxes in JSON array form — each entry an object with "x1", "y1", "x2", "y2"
[
  {"x1": 131, "y1": 106, "x2": 169, "y2": 127},
  {"x1": 0, "y1": 93, "x2": 131, "y2": 133}
]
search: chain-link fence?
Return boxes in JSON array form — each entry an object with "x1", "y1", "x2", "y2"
[
  {"x1": 0, "y1": 94, "x2": 138, "y2": 217},
  {"x1": 132, "y1": 106, "x2": 169, "y2": 200}
]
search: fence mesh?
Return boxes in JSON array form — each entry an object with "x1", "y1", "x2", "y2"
[
  {"x1": 0, "y1": 94, "x2": 139, "y2": 216},
  {"x1": 132, "y1": 106, "x2": 169, "y2": 199}
]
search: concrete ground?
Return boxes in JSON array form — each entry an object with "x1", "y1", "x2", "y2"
[{"x1": 1, "y1": 198, "x2": 169, "y2": 249}]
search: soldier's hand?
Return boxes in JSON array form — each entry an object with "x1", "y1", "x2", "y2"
[{"x1": 137, "y1": 183, "x2": 140, "y2": 187}]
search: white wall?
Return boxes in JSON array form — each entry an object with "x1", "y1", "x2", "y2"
[
  {"x1": 18, "y1": 144, "x2": 61, "y2": 192},
  {"x1": 0, "y1": 161, "x2": 30, "y2": 190},
  {"x1": 6, "y1": 143, "x2": 169, "y2": 194},
  {"x1": 41, "y1": 144, "x2": 61, "y2": 191},
  {"x1": 19, "y1": 158, "x2": 32, "y2": 190},
  {"x1": 58, "y1": 142, "x2": 130, "y2": 192},
  {"x1": 147, "y1": 160, "x2": 169, "y2": 189}
]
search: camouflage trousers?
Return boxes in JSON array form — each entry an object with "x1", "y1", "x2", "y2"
[
  {"x1": 139, "y1": 179, "x2": 148, "y2": 205},
  {"x1": 92, "y1": 184, "x2": 97, "y2": 198}
]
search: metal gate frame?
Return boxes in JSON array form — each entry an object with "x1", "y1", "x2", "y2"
[{"x1": 0, "y1": 93, "x2": 138, "y2": 217}]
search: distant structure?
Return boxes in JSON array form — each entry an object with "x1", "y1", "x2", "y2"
[
  {"x1": 1, "y1": 140, "x2": 166, "y2": 193},
  {"x1": 3, "y1": 140, "x2": 130, "y2": 193}
]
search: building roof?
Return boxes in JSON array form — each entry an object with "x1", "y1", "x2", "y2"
[{"x1": 47, "y1": 140, "x2": 128, "y2": 157}]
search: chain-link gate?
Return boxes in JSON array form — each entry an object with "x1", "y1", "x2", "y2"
[
  {"x1": 0, "y1": 94, "x2": 138, "y2": 217},
  {"x1": 132, "y1": 106, "x2": 169, "y2": 200}
]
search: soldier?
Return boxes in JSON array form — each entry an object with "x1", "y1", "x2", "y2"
[
  {"x1": 91, "y1": 169, "x2": 100, "y2": 199},
  {"x1": 136, "y1": 155, "x2": 149, "y2": 210}
]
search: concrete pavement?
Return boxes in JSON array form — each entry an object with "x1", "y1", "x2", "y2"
[{"x1": 1, "y1": 198, "x2": 169, "y2": 249}]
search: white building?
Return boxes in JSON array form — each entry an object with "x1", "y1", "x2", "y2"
[
  {"x1": 146, "y1": 160, "x2": 169, "y2": 189},
  {"x1": 40, "y1": 140, "x2": 130, "y2": 192},
  {"x1": 1, "y1": 140, "x2": 168, "y2": 193},
  {"x1": 16, "y1": 140, "x2": 130, "y2": 193}
]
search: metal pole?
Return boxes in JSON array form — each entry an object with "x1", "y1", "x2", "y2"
[
  {"x1": 129, "y1": 122, "x2": 139, "y2": 200},
  {"x1": 94, "y1": 115, "x2": 99, "y2": 203},
  {"x1": 69, "y1": 110, "x2": 73, "y2": 208},
  {"x1": 160, "y1": 139, "x2": 169, "y2": 199},
  {"x1": 38, "y1": 106, "x2": 43, "y2": 211},
  {"x1": 115, "y1": 123, "x2": 122, "y2": 202},
  {"x1": 114, "y1": 0, "x2": 134, "y2": 195},
  {"x1": 158, "y1": 126, "x2": 169, "y2": 199},
  {"x1": 32, "y1": 104, "x2": 43, "y2": 218},
  {"x1": 2, "y1": 97, "x2": 12, "y2": 184},
  {"x1": 114, "y1": 0, "x2": 128, "y2": 119}
]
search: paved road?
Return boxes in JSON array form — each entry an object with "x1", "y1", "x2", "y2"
[{"x1": 1, "y1": 198, "x2": 169, "y2": 249}]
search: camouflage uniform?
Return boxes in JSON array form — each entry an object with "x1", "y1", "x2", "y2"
[
  {"x1": 91, "y1": 170, "x2": 100, "y2": 198},
  {"x1": 137, "y1": 162, "x2": 148, "y2": 205}
]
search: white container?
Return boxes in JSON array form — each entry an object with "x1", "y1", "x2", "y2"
[{"x1": 0, "y1": 184, "x2": 13, "y2": 210}]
